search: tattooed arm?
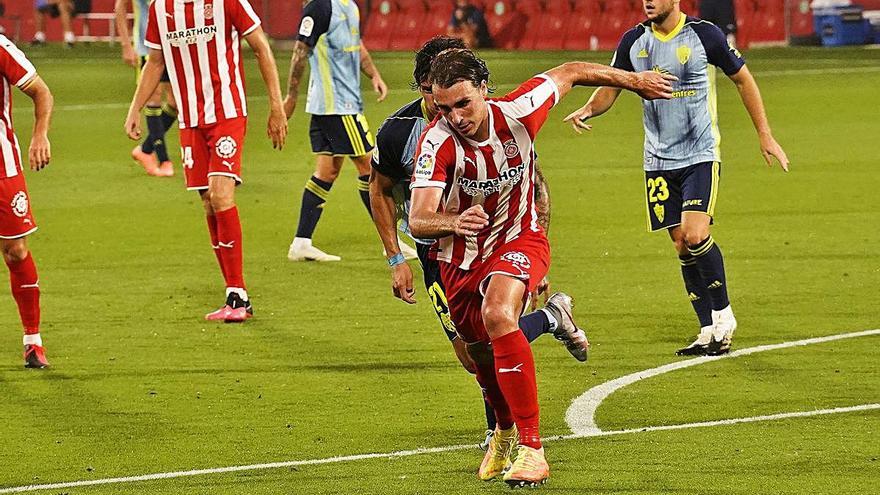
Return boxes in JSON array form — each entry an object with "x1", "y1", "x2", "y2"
[
  {"x1": 534, "y1": 163, "x2": 551, "y2": 232},
  {"x1": 283, "y1": 40, "x2": 311, "y2": 119}
]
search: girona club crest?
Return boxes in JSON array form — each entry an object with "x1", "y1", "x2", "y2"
[
  {"x1": 215, "y1": 136, "x2": 238, "y2": 159},
  {"x1": 501, "y1": 251, "x2": 531, "y2": 269},
  {"x1": 204, "y1": 3, "x2": 214, "y2": 20},
  {"x1": 11, "y1": 191, "x2": 29, "y2": 218},
  {"x1": 503, "y1": 139, "x2": 519, "y2": 159}
]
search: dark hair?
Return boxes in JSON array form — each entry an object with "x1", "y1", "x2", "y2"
[
  {"x1": 412, "y1": 36, "x2": 468, "y2": 89},
  {"x1": 429, "y1": 48, "x2": 493, "y2": 92}
]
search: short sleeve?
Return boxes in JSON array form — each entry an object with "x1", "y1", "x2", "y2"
[
  {"x1": 371, "y1": 119, "x2": 410, "y2": 181},
  {"x1": 297, "y1": 0, "x2": 332, "y2": 48},
  {"x1": 493, "y1": 75, "x2": 559, "y2": 138},
  {"x1": 610, "y1": 26, "x2": 644, "y2": 72},
  {"x1": 692, "y1": 21, "x2": 745, "y2": 76},
  {"x1": 411, "y1": 129, "x2": 454, "y2": 190},
  {"x1": 144, "y1": 2, "x2": 161, "y2": 50},
  {"x1": 0, "y1": 37, "x2": 37, "y2": 88},
  {"x1": 228, "y1": 0, "x2": 262, "y2": 36}
]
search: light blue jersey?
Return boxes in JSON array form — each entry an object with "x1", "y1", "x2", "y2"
[
  {"x1": 297, "y1": 0, "x2": 364, "y2": 115},
  {"x1": 132, "y1": 0, "x2": 150, "y2": 57},
  {"x1": 612, "y1": 15, "x2": 745, "y2": 171}
]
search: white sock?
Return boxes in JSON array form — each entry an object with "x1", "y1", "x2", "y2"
[
  {"x1": 23, "y1": 333, "x2": 43, "y2": 346},
  {"x1": 540, "y1": 308, "x2": 558, "y2": 332},
  {"x1": 226, "y1": 287, "x2": 248, "y2": 302},
  {"x1": 64, "y1": 31, "x2": 75, "y2": 44},
  {"x1": 34, "y1": 32, "x2": 46, "y2": 42},
  {"x1": 292, "y1": 237, "x2": 312, "y2": 251}
]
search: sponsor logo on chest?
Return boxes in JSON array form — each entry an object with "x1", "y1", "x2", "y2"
[
  {"x1": 457, "y1": 163, "x2": 526, "y2": 196},
  {"x1": 166, "y1": 24, "x2": 218, "y2": 47}
]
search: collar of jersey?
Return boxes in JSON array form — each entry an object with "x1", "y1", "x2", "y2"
[{"x1": 651, "y1": 11, "x2": 686, "y2": 42}]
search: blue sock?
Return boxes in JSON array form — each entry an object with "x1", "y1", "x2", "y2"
[
  {"x1": 357, "y1": 174, "x2": 372, "y2": 217},
  {"x1": 688, "y1": 236, "x2": 730, "y2": 310},
  {"x1": 679, "y1": 254, "x2": 713, "y2": 327},
  {"x1": 518, "y1": 310, "x2": 550, "y2": 343},
  {"x1": 483, "y1": 390, "x2": 497, "y2": 431},
  {"x1": 296, "y1": 176, "x2": 332, "y2": 239}
]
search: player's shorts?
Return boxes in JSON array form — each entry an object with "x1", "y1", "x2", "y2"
[
  {"x1": 309, "y1": 114, "x2": 375, "y2": 157},
  {"x1": 35, "y1": 0, "x2": 61, "y2": 17},
  {"x1": 439, "y1": 232, "x2": 550, "y2": 344},
  {"x1": 645, "y1": 161, "x2": 720, "y2": 232},
  {"x1": 416, "y1": 242, "x2": 457, "y2": 342},
  {"x1": 0, "y1": 174, "x2": 38, "y2": 239},
  {"x1": 180, "y1": 117, "x2": 247, "y2": 191},
  {"x1": 137, "y1": 56, "x2": 171, "y2": 83}
]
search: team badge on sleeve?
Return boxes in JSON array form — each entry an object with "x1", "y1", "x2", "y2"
[
  {"x1": 215, "y1": 136, "x2": 238, "y2": 159},
  {"x1": 11, "y1": 191, "x2": 29, "y2": 218},
  {"x1": 300, "y1": 16, "x2": 315, "y2": 37},
  {"x1": 415, "y1": 153, "x2": 434, "y2": 179}
]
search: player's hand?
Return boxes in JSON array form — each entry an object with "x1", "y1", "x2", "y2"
[
  {"x1": 122, "y1": 44, "x2": 138, "y2": 68},
  {"x1": 454, "y1": 204, "x2": 489, "y2": 237},
  {"x1": 759, "y1": 132, "x2": 790, "y2": 172},
  {"x1": 28, "y1": 134, "x2": 51, "y2": 171},
  {"x1": 529, "y1": 276, "x2": 551, "y2": 312},
  {"x1": 372, "y1": 75, "x2": 388, "y2": 102},
  {"x1": 563, "y1": 105, "x2": 594, "y2": 135},
  {"x1": 634, "y1": 71, "x2": 677, "y2": 100},
  {"x1": 124, "y1": 110, "x2": 142, "y2": 141},
  {"x1": 268, "y1": 105, "x2": 288, "y2": 150},
  {"x1": 282, "y1": 94, "x2": 297, "y2": 120},
  {"x1": 391, "y1": 262, "x2": 416, "y2": 304}
]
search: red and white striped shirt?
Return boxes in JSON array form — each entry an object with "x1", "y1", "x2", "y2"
[
  {"x1": 0, "y1": 35, "x2": 36, "y2": 179},
  {"x1": 411, "y1": 75, "x2": 559, "y2": 270},
  {"x1": 145, "y1": 0, "x2": 261, "y2": 129}
]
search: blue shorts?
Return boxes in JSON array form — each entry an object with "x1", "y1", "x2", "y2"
[
  {"x1": 645, "y1": 161, "x2": 720, "y2": 232},
  {"x1": 417, "y1": 242, "x2": 457, "y2": 342},
  {"x1": 309, "y1": 114, "x2": 374, "y2": 157}
]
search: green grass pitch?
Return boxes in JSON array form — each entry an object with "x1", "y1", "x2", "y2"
[{"x1": 0, "y1": 45, "x2": 878, "y2": 494}]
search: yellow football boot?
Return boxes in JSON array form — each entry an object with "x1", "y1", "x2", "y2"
[
  {"x1": 478, "y1": 424, "x2": 518, "y2": 481},
  {"x1": 503, "y1": 445, "x2": 550, "y2": 488}
]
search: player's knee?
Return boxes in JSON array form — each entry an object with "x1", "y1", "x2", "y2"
[
  {"x1": 683, "y1": 229, "x2": 709, "y2": 248},
  {"x1": 480, "y1": 302, "x2": 516, "y2": 334},
  {"x1": 2, "y1": 242, "x2": 29, "y2": 263}
]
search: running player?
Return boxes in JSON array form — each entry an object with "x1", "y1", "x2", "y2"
[
  {"x1": 32, "y1": 0, "x2": 75, "y2": 47},
  {"x1": 370, "y1": 36, "x2": 589, "y2": 448},
  {"x1": 124, "y1": 0, "x2": 288, "y2": 322},
  {"x1": 564, "y1": 0, "x2": 789, "y2": 356},
  {"x1": 410, "y1": 48, "x2": 673, "y2": 486},
  {"x1": 115, "y1": 0, "x2": 177, "y2": 177},
  {"x1": 0, "y1": 35, "x2": 54, "y2": 368},
  {"x1": 283, "y1": 0, "x2": 389, "y2": 262}
]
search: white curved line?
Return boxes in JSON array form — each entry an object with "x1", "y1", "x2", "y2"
[{"x1": 566, "y1": 329, "x2": 880, "y2": 436}]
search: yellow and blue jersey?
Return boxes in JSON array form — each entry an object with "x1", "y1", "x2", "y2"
[
  {"x1": 612, "y1": 15, "x2": 745, "y2": 171},
  {"x1": 297, "y1": 0, "x2": 364, "y2": 116}
]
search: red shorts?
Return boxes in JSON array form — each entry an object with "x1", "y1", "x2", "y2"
[
  {"x1": 0, "y1": 174, "x2": 37, "y2": 239},
  {"x1": 440, "y1": 233, "x2": 550, "y2": 344},
  {"x1": 180, "y1": 117, "x2": 247, "y2": 190}
]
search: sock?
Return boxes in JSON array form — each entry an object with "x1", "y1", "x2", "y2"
[
  {"x1": 492, "y1": 331, "x2": 541, "y2": 449},
  {"x1": 144, "y1": 106, "x2": 170, "y2": 163},
  {"x1": 160, "y1": 103, "x2": 178, "y2": 132},
  {"x1": 6, "y1": 253, "x2": 40, "y2": 337},
  {"x1": 34, "y1": 32, "x2": 46, "y2": 43},
  {"x1": 214, "y1": 207, "x2": 245, "y2": 290},
  {"x1": 688, "y1": 236, "x2": 730, "y2": 311},
  {"x1": 357, "y1": 174, "x2": 372, "y2": 217},
  {"x1": 296, "y1": 176, "x2": 332, "y2": 239},
  {"x1": 63, "y1": 31, "x2": 75, "y2": 44},
  {"x1": 679, "y1": 254, "x2": 713, "y2": 327},
  {"x1": 518, "y1": 310, "x2": 550, "y2": 343},
  {"x1": 206, "y1": 215, "x2": 227, "y2": 280},
  {"x1": 482, "y1": 389, "x2": 497, "y2": 431}
]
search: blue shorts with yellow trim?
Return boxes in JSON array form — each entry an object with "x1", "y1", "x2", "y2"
[
  {"x1": 309, "y1": 114, "x2": 375, "y2": 157},
  {"x1": 645, "y1": 161, "x2": 720, "y2": 232},
  {"x1": 416, "y1": 242, "x2": 458, "y2": 342}
]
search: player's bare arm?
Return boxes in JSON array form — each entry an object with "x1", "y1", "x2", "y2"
[
  {"x1": 544, "y1": 62, "x2": 676, "y2": 102},
  {"x1": 283, "y1": 40, "x2": 311, "y2": 119},
  {"x1": 410, "y1": 187, "x2": 488, "y2": 239},
  {"x1": 369, "y1": 170, "x2": 416, "y2": 304},
  {"x1": 530, "y1": 165, "x2": 551, "y2": 308},
  {"x1": 359, "y1": 45, "x2": 387, "y2": 102},
  {"x1": 124, "y1": 48, "x2": 164, "y2": 140},
  {"x1": 114, "y1": 0, "x2": 137, "y2": 67},
  {"x1": 20, "y1": 76, "x2": 53, "y2": 171},
  {"x1": 563, "y1": 87, "x2": 623, "y2": 134},
  {"x1": 244, "y1": 27, "x2": 288, "y2": 150},
  {"x1": 728, "y1": 65, "x2": 790, "y2": 171}
]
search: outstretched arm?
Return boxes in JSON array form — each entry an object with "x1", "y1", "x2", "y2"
[
  {"x1": 21, "y1": 76, "x2": 53, "y2": 171},
  {"x1": 544, "y1": 62, "x2": 675, "y2": 102},
  {"x1": 729, "y1": 66, "x2": 789, "y2": 171},
  {"x1": 360, "y1": 44, "x2": 387, "y2": 102},
  {"x1": 563, "y1": 87, "x2": 623, "y2": 134},
  {"x1": 244, "y1": 27, "x2": 287, "y2": 150},
  {"x1": 114, "y1": 0, "x2": 137, "y2": 67},
  {"x1": 283, "y1": 40, "x2": 311, "y2": 119},
  {"x1": 124, "y1": 48, "x2": 164, "y2": 140}
]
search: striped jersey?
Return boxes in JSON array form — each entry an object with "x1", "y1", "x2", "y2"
[
  {"x1": 296, "y1": 0, "x2": 364, "y2": 115},
  {"x1": 411, "y1": 75, "x2": 557, "y2": 271},
  {"x1": 145, "y1": 0, "x2": 261, "y2": 129},
  {"x1": 612, "y1": 15, "x2": 745, "y2": 171},
  {"x1": 132, "y1": 0, "x2": 151, "y2": 57},
  {"x1": 0, "y1": 35, "x2": 37, "y2": 179}
]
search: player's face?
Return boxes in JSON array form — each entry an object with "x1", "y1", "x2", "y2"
[
  {"x1": 432, "y1": 80, "x2": 489, "y2": 140},
  {"x1": 643, "y1": 0, "x2": 677, "y2": 23},
  {"x1": 418, "y1": 80, "x2": 438, "y2": 119}
]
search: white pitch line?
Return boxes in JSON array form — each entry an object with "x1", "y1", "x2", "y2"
[
  {"x1": 565, "y1": 329, "x2": 880, "y2": 435},
  {"x1": 2, "y1": 404, "x2": 877, "y2": 494}
]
